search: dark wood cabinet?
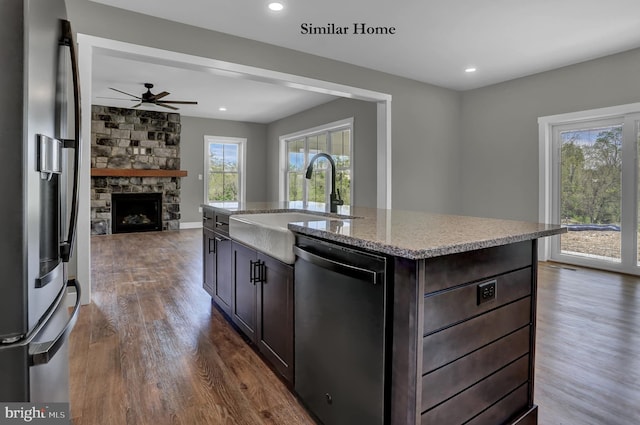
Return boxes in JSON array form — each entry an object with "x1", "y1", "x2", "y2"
[
  {"x1": 231, "y1": 241, "x2": 258, "y2": 340},
  {"x1": 202, "y1": 210, "x2": 232, "y2": 315},
  {"x1": 214, "y1": 236, "x2": 233, "y2": 312},
  {"x1": 257, "y1": 253, "x2": 294, "y2": 383},
  {"x1": 231, "y1": 241, "x2": 294, "y2": 383},
  {"x1": 202, "y1": 227, "x2": 215, "y2": 296}
]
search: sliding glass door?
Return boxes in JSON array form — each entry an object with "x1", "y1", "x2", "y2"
[{"x1": 550, "y1": 113, "x2": 640, "y2": 275}]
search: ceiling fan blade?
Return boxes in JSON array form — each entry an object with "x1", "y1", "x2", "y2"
[
  {"x1": 96, "y1": 96, "x2": 140, "y2": 101},
  {"x1": 152, "y1": 91, "x2": 170, "y2": 100},
  {"x1": 109, "y1": 87, "x2": 142, "y2": 99},
  {"x1": 157, "y1": 100, "x2": 198, "y2": 105},
  {"x1": 156, "y1": 103, "x2": 179, "y2": 110},
  {"x1": 131, "y1": 102, "x2": 143, "y2": 108}
]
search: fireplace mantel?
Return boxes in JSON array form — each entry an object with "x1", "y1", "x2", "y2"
[{"x1": 91, "y1": 169, "x2": 188, "y2": 178}]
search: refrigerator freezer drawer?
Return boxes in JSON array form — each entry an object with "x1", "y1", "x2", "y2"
[{"x1": 0, "y1": 279, "x2": 81, "y2": 401}]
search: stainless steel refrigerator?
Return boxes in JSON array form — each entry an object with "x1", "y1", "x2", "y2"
[{"x1": 0, "y1": 0, "x2": 82, "y2": 402}]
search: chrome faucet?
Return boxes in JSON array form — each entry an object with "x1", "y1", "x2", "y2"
[{"x1": 305, "y1": 153, "x2": 344, "y2": 213}]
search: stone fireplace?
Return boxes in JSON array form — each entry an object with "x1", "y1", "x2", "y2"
[{"x1": 90, "y1": 105, "x2": 186, "y2": 235}]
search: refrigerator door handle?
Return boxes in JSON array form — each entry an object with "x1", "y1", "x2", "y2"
[
  {"x1": 58, "y1": 19, "x2": 81, "y2": 263},
  {"x1": 29, "y1": 279, "x2": 81, "y2": 366}
]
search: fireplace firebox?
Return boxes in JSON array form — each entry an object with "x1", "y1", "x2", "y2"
[{"x1": 111, "y1": 193, "x2": 162, "y2": 234}]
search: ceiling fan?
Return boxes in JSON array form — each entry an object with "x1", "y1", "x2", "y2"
[{"x1": 106, "y1": 83, "x2": 198, "y2": 110}]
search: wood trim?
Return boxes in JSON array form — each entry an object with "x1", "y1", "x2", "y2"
[
  {"x1": 90, "y1": 169, "x2": 187, "y2": 177},
  {"x1": 390, "y1": 257, "x2": 421, "y2": 425}
]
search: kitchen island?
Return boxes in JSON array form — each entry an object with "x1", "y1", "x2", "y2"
[{"x1": 201, "y1": 203, "x2": 565, "y2": 425}]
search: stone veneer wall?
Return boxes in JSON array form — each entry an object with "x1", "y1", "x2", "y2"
[{"x1": 90, "y1": 105, "x2": 182, "y2": 235}]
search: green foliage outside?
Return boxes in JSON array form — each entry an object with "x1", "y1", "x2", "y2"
[
  {"x1": 561, "y1": 127, "x2": 621, "y2": 225},
  {"x1": 287, "y1": 155, "x2": 351, "y2": 206},
  {"x1": 208, "y1": 153, "x2": 238, "y2": 202}
]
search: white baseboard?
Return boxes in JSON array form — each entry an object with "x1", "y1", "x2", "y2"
[{"x1": 180, "y1": 222, "x2": 203, "y2": 229}]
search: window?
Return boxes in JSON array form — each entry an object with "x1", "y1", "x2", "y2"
[
  {"x1": 204, "y1": 136, "x2": 246, "y2": 204},
  {"x1": 281, "y1": 119, "x2": 353, "y2": 208},
  {"x1": 539, "y1": 104, "x2": 640, "y2": 276}
]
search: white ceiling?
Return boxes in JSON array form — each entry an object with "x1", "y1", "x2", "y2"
[
  {"x1": 91, "y1": 53, "x2": 337, "y2": 123},
  {"x1": 89, "y1": 0, "x2": 640, "y2": 120}
]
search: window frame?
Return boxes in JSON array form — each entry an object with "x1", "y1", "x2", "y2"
[
  {"x1": 539, "y1": 103, "x2": 640, "y2": 275},
  {"x1": 203, "y1": 135, "x2": 247, "y2": 205},
  {"x1": 278, "y1": 118, "x2": 354, "y2": 208}
]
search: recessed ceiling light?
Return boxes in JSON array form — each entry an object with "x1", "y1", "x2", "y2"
[
  {"x1": 268, "y1": 2, "x2": 284, "y2": 11},
  {"x1": 465, "y1": 67, "x2": 477, "y2": 73},
  {"x1": 219, "y1": 107, "x2": 227, "y2": 112}
]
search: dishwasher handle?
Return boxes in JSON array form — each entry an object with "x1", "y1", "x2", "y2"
[{"x1": 293, "y1": 246, "x2": 381, "y2": 285}]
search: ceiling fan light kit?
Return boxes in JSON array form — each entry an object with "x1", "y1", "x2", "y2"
[{"x1": 107, "y1": 82, "x2": 198, "y2": 110}]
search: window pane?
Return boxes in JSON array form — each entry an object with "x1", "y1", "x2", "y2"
[
  {"x1": 308, "y1": 169, "x2": 327, "y2": 203},
  {"x1": 559, "y1": 125, "x2": 622, "y2": 262},
  {"x1": 223, "y1": 144, "x2": 238, "y2": 172},
  {"x1": 287, "y1": 140, "x2": 305, "y2": 172},
  {"x1": 331, "y1": 129, "x2": 351, "y2": 169},
  {"x1": 209, "y1": 173, "x2": 223, "y2": 201},
  {"x1": 308, "y1": 134, "x2": 327, "y2": 156},
  {"x1": 336, "y1": 170, "x2": 351, "y2": 206},
  {"x1": 288, "y1": 172, "x2": 304, "y2": 202},
  {"x1": 222, "y1": 172, "x2": 239, "y2": 201},
  {"x1": 209, "y1": 144, "x2": 224, "y2": 172},
  {"x1": 331, "y1": 130, "x2": 344, "y2": 156}
]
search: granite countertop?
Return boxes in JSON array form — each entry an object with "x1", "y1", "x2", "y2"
[{"x1": 202, "y1": 202, "x2": 566, "y2": 259}]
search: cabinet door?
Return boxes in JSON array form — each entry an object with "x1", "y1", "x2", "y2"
[
  {"x1": 232, "y1": 242, "x2": 257, "y2": 340},
  {"x1": 202, "y1": 228, "x2": 216, "y2": 297},
  {"x1": 257, "y1": 254, "x2": 294, "y2": 383},
  {"x1": 214, "y1": 235, "x2": 233, "y2": 314}
]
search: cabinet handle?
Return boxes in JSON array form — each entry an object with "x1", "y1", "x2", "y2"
[
  {"x1": 250, "y1": 260, "x2": 257, "y2": 284},
  {"x1": 250, "y1": 260, "x2": 265, "y2": 284},
  {"x1": 259, "y1": 261, "x2": 266, "y2": 283},
  {"x1": 215, "y1": 221, "x2": 226, "y2": 227},
  {"x1": 208, "y1": 237, "x2": 215, "y2": 254}
]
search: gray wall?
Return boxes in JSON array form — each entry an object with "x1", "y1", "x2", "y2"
[
  {"x1": 66, "y1": 0, "x2": 463, "y2": 214},
  {"x1": 266, "y1": 97, "x2": 378, "y2": 207},
  {"x1": 460, "y1": 47, "x2": 640, "y2": 222},
  {"x1": 180, "y1": 116, "x2": 268, "y2": 223}
]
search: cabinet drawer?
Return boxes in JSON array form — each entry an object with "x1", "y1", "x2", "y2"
[
  {"x1": 422, "y1": 326, "x2": 530, "y2": 409},
  {"x1": 423, "y1": 267, "x2": 532, "y2": 334},
  {"x1": 424, "y1": 241, "x2": 533, "y2": 294},
  {"x1": 423, "y1": 297, "x2": 531, "y2": 373},
  {"x1": 421, "y1": 355, "x2": 529, "y2": 425},
  {"x1": 214, "y1": 212, "x2": 230, "y2": 236},
  {"x1": 203, "y1": 208, "x2": 215, "y2": 230}
]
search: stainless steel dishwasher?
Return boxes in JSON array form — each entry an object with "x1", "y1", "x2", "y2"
[{"x1": 293, "y1": 234, "x2": 389, "y2": 425}]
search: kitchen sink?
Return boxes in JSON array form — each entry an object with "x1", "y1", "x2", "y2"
[{"x1": 229, "y1": 212, "x2": 330, "y2": 264}]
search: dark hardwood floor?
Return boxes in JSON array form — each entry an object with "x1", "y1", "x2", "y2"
[
  {"x1": 535, "y1": 263, "x2": 640, "y2": 425},
  {"x1": 70, "y1": 229, "x2": 315, "y2": 425},
  {"x1": 70, "y1": 230, "x2": 640, "y2": 425}
]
